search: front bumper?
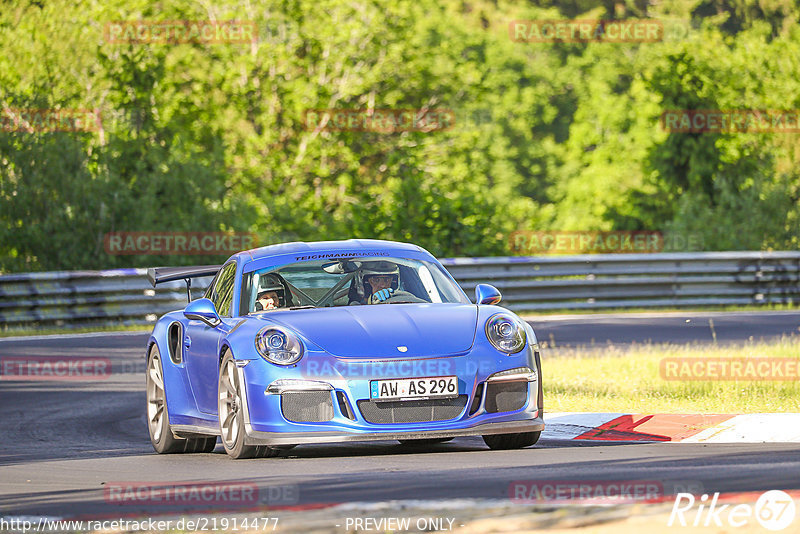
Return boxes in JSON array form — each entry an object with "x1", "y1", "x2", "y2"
[
  {"x1": 243, "y1": 418, "x2": 544, "y2": 446},
  {"x1": 237, "y1": 346, "x2": 545, "y2": 446}
]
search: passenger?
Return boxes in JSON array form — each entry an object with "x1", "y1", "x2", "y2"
[
  {"x1": 255, "y1": 274, "x2": 287, "y2": 311},
  {"x1": 256, "y1": 289, "x2": 281, "y2": 311}
]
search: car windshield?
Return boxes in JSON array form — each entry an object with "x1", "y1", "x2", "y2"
[{"x1": 242, "y1": 256, "x2": 468, "y2": 313}]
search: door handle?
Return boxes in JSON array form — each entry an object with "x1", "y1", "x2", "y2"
[{"x1": 184, "y1": 336, "x2": 191, "y2": 348}]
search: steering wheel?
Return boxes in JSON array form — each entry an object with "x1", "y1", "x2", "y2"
[{"x1": 370, "y1": 290, "x2": 428, "y2": 304}]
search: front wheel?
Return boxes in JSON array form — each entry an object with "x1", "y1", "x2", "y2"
[
  {"x1": 147, "y1": 344, "x2": 216, "y2": 453},
  {"x1": 482, "y1": 431, "x2": 541, "y2": 450},
  {"x1": 218, "y1": 352, "x2": 280, "y2": 459}
]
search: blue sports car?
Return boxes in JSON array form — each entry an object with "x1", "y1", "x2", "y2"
[{"x1": 145, "y1": 239, "x2": 544, "y2": 458}]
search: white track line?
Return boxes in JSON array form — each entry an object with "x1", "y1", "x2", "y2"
[{"x1": 682, "y1": 413, "x2": 800, "y2": 443}]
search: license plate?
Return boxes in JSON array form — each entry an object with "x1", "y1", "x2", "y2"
[{"x1": 370, "y1": 376, "x2": 458, "y2": 401}]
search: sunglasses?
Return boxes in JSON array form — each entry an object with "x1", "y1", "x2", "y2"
[{"x1": 365, "y1": 275, "x2": 394, "y2": 283}]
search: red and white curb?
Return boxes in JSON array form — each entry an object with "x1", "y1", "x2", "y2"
[{"x1": 544, "y1": 413, "x2": 800, "y2": 442}]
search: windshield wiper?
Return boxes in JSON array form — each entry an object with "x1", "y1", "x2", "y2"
[{"x1": 289, "y1": 305, "x2": 316, "y2": 310}]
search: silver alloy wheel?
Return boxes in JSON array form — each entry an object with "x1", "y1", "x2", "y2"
[
  {"x1": 218, "y1": 358, "x2": 241, "y2": 448},
  {"x1": 147, "y1": 350, "x2": 166, "y2": 442}
]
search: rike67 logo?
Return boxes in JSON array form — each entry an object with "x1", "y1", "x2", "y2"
[{"x1": 669, "y1": 490, "x2": 796, "y2": 531}]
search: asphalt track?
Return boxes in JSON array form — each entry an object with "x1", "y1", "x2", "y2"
[{"x1": 1, "y1": 311, "x2": 799, "y2": 522}]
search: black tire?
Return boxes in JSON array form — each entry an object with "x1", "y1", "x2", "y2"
[
  {"x1": 218, "y1": 351, "x2": 280, "y2": 459},
  {"x1": 147, "y1": 344, "x2": 217, "y2": 454},
  {"x1": 398, "y1": 438, "x2": 454, "y2": 445},
  {"x1": 482, "y1": 431, "x2": 541, "y2": 450}
]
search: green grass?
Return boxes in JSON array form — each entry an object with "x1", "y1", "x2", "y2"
[
  {"x1": 545, "y1": 336, "x2": 800, "y2": 413},
  {"x1": 522, "y1": 302, "x2": 800, "y2": 317}
]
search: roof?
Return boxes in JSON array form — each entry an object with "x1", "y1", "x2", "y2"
[{"x1": 234, "y1": 239, "x2": 427, "y2": 263}]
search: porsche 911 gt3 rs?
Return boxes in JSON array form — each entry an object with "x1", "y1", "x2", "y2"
[{"x1": 145, "y1": 239, "x2": 544, "y2": 458}]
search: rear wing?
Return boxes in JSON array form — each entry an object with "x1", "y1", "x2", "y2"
[{"x1": 147, "y1": 265, "x2": 221, "y2": 301}]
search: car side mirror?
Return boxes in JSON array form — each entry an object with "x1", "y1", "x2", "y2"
[
  {"x1": 184, "y1": 297, "x2": 221, "y2": 327},
  {"x1": 475, "y1": 284, "x2": 502, "y2": 305}
]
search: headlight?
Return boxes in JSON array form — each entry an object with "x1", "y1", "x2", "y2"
[
  {"x1": 255, "y1": 326, "x2": 304, "y2": 365},
  {"x1": 485, "y1": 313, "x2": 527, "y2": 354}
]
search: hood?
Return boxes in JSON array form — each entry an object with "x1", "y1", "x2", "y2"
[{"x1": 262, "y1": 303, "x2": 478, "y2": 359}]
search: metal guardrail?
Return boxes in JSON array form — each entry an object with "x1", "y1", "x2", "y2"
[
  {"x1": 1, "y1": 252, "x2": 799, "y2": 328},
  {"x1": 440, "y1": 251, "x2": 800, "y2": 311},
  {"x1": 0, "y1": 268, "x2": 212, "y2": 327}
]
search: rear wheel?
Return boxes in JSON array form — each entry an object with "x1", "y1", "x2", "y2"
[
  {"x1": 218, "y1": 352, "x2": 280, "y2": 459},
  {"x1": 482, "y1": 431, "x2": 541, "y2": 450},
  {"x1": 147, "y1": 344, "x2": 217, "y2": 453}
]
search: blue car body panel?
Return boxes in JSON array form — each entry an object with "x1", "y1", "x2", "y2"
[{"x1": 147, "y1": 239, "x2": 544, "y2": 444}]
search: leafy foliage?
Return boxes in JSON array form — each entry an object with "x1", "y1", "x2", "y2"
[{"x1": 1, "y1": 0, "x2": 798, "y2": 271}]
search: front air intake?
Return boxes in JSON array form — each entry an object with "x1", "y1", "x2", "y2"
[
  {"x1": 484, "y1": 381, "x2": 528, "y2": 413},
  {"x1": 357, "y1": 396, "x2": 468, "y2": 424},
  {"x1": 281, "y1": 391, "x2": 335, "y2": 422}
]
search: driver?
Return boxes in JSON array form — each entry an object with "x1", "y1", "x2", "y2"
[
  {"x1": 255, "y1": 274, "x2": 287, "y2": 311},
  {"x1": 354, "y1": 262, "x2": 401, "y2": 304}
]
